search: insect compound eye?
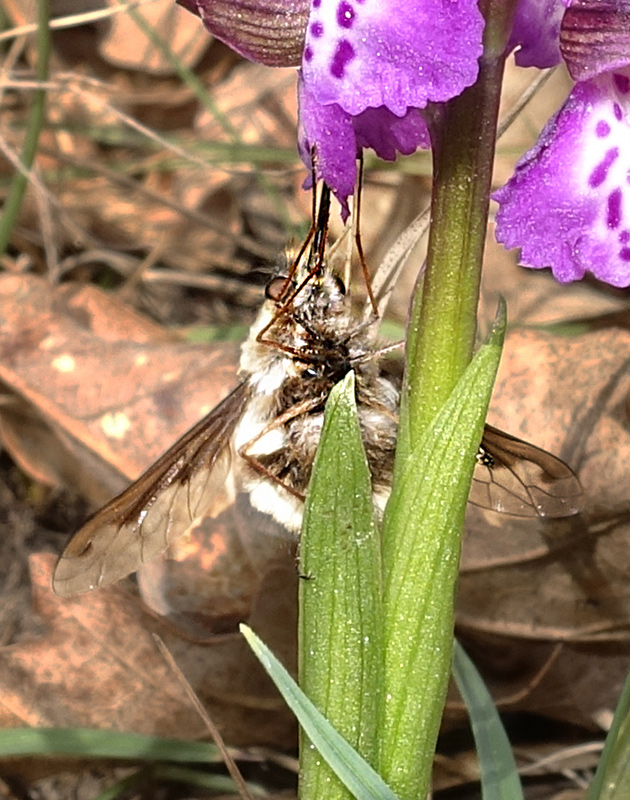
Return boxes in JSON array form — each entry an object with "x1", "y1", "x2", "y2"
[
  {"x1": 265, "y1": 276, "x2": 290, "y2": 302},
  {"x1": 303, "y1": 365, "x2": 320, "y2": 379}
]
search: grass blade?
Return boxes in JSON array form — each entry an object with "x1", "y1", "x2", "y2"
[
  {"x1": 241, "y1": 625, "x2": 400, "y2": 800},
  {"x1": 453, "y1": 640, "x2": 524, "y2": 800}
]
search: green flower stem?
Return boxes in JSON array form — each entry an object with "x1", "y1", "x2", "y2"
[
  {"x1": 379, "y1": 9, "x2": 513, "y2": 797},
  {"x1": 0, "y1": 0, "x2": 51, "y2": 257},
  {"x1": 401, "y1": 48, "x2": 508, "y2": 454}
]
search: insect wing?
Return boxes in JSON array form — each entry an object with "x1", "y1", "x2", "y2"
[
  {"x1": 53, "y1": 381, "x2": 251, "y2": 596},
  {"x1": 469, "y1": 424, "x2": 582, "y2": 518}
]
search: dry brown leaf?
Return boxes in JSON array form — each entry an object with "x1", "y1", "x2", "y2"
[
  {"x1": 0, "y1": 274, "x2": 239, "y2": 505},
  {"x1": 462, "y1": 326, "x2": 630, "y2": 640},
  {"x1": 179, "y1": 61, "x2": 300, "y2": 208},
  {"x1": 52, "y1": 173, "x2": 249, "y2": 279},
  {"x1": 480, "y1": 227, "x2": 630, "y2": 327},
  {"x1": 0, "y1": 554, "x2": 204, "y2": 735},
  {"x1": 454, "y1": 325, "x2": 630, "y2": 729},
  {"x1": 451, "y1": 631, "x2": 629, "y2": 731},
  {"x1": 2, "y1": 32, "x2": 286, "y2": 281},
  {"x1": 1, "y1": 554, "x2": 296, "y2": 747},
  {"x1": 3, "y1": 0, "x2": 209, "y2": 74}
]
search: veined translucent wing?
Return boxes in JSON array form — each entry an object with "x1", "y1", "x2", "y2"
[
  {"x1": 53, "y1": 381, "x2": 251, "y2": 596},
  {"x1": 470, "y1": 423, "x2": 582, "y2": 518}
]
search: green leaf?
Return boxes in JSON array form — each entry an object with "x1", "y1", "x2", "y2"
[
  {"x1": 299, "y1": 371, "x2": 383, "y2": 800},
  {"x1": 0, "y1": 727, "x2": 218, "y2": 762},
  {"x1": 241, "y1": 625, "x2": 400, "y2": 800},
  {"x1": 92, "y1": 765, "x2": 266, "y2": 800},
  {"x1": 0, "y1": 730, "x2": 265, "y2": 799},
  {"x1": 453, "y1": 640, "x2": 524, "y2": 800},
  {"x1": 587, "y1": 667, "x2": 630, "y2": 800},
  {"x1": 379, "y1": 304, "x2": 506, "y2": 798},
  {"x1": 0, "y1": 0, "x2": 51, "y2": 256}
]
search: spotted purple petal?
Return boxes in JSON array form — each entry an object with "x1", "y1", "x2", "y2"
[
  {"x1": 298, "y1": 75, "x2": 431, "y2": 211},
  {"x1": 494, "y1": 71, "x2": 630, "y2": 286},
  {"x1": 302, "y1": 0, "x2": 484, "y2": 117},
  {"x1": 298, "y1": 76, "x2": 358, "y2": 215},
  {"x1": 508, "y1": 0, "x2": 570, "y2": 68},
  {"x1": 354, "y1": 107, "x2": 430, "y2": 160},
  {"x1": 561, "y1": 0, "x2": 630, "y2": 82}
]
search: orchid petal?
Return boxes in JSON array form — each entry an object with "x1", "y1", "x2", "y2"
[
  {"x1": 299, "y1": 75, "x2": 431, "y2": 210},
  {"x1": 509, "y1": 0, "x2": 570, "y2": 68},
  {"x1": 302, "y1": 0, "x2": 484, "y2": 117},
  {"x1": 353, "y1": 107, "x2": 430, "y2": 160},
  {"x1": 177, "y1": 0, "x2": 309, "y2": 66},
  {"x1": 561, "y1": 0, "x2": 630, "y2": 82},
  {"x1": 494, "y1": 70, "x2": 630, "y2": 286},
  {"x1": 298, "y1": 76, "x2": 358, "y2": 215}
]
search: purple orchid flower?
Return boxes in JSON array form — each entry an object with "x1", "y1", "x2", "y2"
[
  {"x1": 495, "y1": 0, "x2": 630, "y2": 286},
  {"x1": 178, "y1": 0, "x2": 630, "y2": 287},
  {"x1": 296, "y1": 0, "x2": 484, "y2": 210},
  {"x1": 178, "y1": 0, "x2": 484, "y2": 213},
  {"x1": 508, "y1": 0, "x2": 570, "y2": 69}
]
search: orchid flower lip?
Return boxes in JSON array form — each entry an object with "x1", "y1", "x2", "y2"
[
  {"x1": 494, "y1": 66, "x2": 630, "y2": 287},
  {"x1": 179, "y1": 0, "x2": 486, "y2": 206},
  {"x1": 298, "y1": 0, "x2": 484, "y2": 204}
]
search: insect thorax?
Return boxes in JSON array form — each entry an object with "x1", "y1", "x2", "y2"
[{"x1": 233, "y1": 273, "x2": 399, "y2": 533}]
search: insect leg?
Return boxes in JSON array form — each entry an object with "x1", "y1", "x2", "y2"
[
  {"x1": 237, "y1": 395, "x2": 326, "y2": 499},
  {"x1": 353, "y1": 155, "x2": 378, "y2": 314}
]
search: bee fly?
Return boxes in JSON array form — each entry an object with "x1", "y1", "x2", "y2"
[{"x1": 53, "y1": 184, "x2": 582, "y2": 597}]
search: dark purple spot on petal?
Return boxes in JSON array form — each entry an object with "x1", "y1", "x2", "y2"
[
  {"x1": 589, "y1": 147, "x2": 619, "y2": 188},
  {"x1": 614, "y1": 73, "x2": 630, "y2": 95},
  {"x1": 620, "y1": 246, "x2": 630, "y2": 261},
  {"x1": 304, "y1": 45, "x2": 313, "y2": 62},
  {"x1": 614, "y1": 103, "x2": 623, "y2": 121},
  {"x1": 330, "y1": 39, "x2": 355, "y2": 78},
  {"x1": 596, "y1": 120, "x2": 610, "y2": 137},
  {"x1": 337, "y1": 1, "x2": 355, "y2": 29},
  {"x1": 620, "y1": 230, "x2": 630, "y2": 244},
  {"x1": 607, "y1": 188, "x2": 622, "y2": 228},
  {"x1": 310, "y1": 21, "x2": 323, "y2": 37},
  {"x1": 312, "y1": 0, "x2": 321, "y2": 6}
]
